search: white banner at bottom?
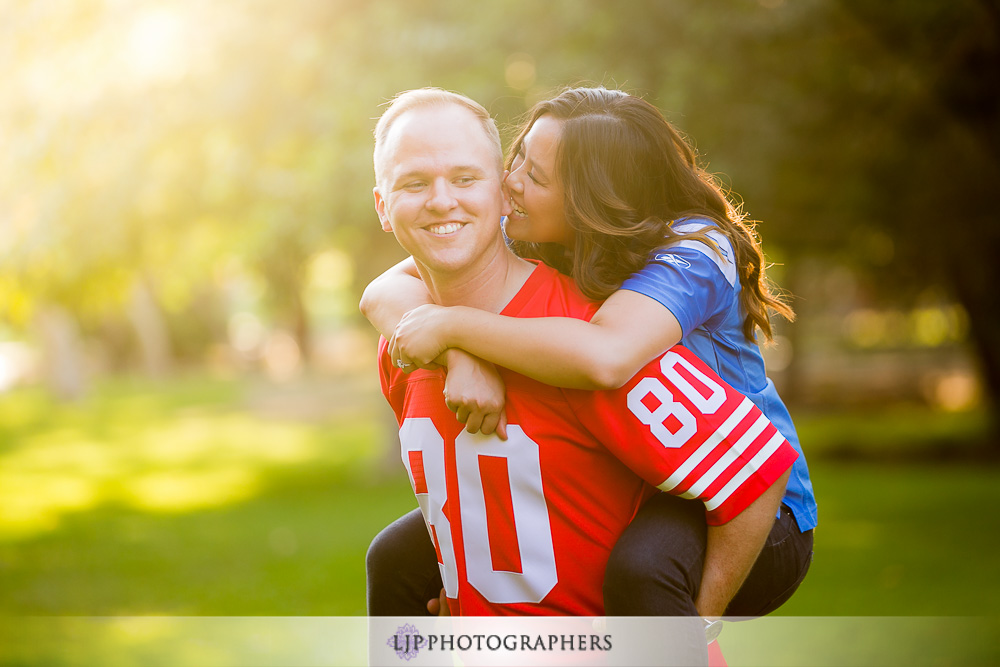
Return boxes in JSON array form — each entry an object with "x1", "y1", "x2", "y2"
[{"x1": 1, "y1": 616, "x2": 997, "y2": 666}]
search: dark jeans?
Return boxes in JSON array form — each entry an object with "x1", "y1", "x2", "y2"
[
  {"x1": 366, "y1": 493, "x2": 813, "y2": 618},
  {"x1": 602, "y1": 493, "x2": 814, "y2": 617}
]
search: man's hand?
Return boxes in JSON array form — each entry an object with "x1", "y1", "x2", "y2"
[
  {"x1": 443, "y1": 350, "x2": 508, "y2": 440},
  {"x1": 390, "y1": 304, "x2": 451, "y2": 370},
  {"x1": 426, "y1": 588, "x2": 450, "y2": 616}
]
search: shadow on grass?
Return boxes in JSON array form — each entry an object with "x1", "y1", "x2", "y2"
[
  {"x1": 0, "y1": 373, "x2": 416, "y2": 616},
  {"x1": 0, "y1": 468, "x2": 416, "y2": 616}
]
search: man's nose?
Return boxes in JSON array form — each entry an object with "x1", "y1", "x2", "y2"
[{"x1": 426, "y1": 179, "x2": 458, "y2": 211}]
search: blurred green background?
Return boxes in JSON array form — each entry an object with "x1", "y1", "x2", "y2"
[{"x1": 2, "y1": 0, "x2": 998, "y2": 661}]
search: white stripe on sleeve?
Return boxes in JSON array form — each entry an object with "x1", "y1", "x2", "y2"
[
  {"x1": 657, "y1": 398, "x2": 755, "y2": 493},
  {"x1": 679, "y1": 413, "x2": 771, "y2": 500},
  {"x1": 704, "y1": 430, "x2": 787, "y2": 512},
  {"x1": 671, "y1": 223, "x2": 738, "y2": 287}
]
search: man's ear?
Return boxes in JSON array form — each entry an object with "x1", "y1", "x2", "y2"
[
  {"x1": 499, "y1": 181, "x2": 513, "y2": 217},
  {"x1": 373, "y1": 187, "x2": 392, "y2": 233}
]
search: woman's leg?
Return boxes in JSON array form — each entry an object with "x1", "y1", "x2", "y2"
[
  {"x1": 724, "y1": 504, "x2": 814, "y2": 617},
  {"x1": 604, "y1": 495, "x2": 813, "y2": 617},
  {"x1": 603, "y1": 493, "x2": 709, "y2": 666},
  {"x1": 366, "y1": 508, "x2": 443, "y2": 616},
  {"x1": 603, "y1": 494, "x2": 813, "y2": 664},
  {"x1": 603, "y1": 493, "x2": 707, "y2": 616}
]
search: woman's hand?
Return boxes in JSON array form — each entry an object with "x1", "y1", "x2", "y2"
[
  {"x1": 443, "y1": 350, "x2": 508, "y2": 440},
  {"x1": 390, "y1": 304, "x2": 452, "y2": 371}
]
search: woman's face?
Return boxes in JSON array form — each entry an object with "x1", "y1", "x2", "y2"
[{"x1": 503, "y1": 114, "x2": 572, "y2": 246}]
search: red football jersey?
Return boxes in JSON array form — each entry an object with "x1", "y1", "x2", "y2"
[{"x1": 379, "y1": 262, "x2": 798, "y2": 616}]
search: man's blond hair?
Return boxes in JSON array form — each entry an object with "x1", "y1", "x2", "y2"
[{"x1": 373, "y1": 88, "x2": 503, "y2": 188}]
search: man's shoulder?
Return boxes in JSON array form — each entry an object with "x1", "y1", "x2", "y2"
[{"x1": 506, "y1": 261, "x2": 601, "y2": 321}]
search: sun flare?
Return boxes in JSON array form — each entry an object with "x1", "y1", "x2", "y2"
[{"x1": 126, "y1": 7, "x2": 187, "y2": 82}]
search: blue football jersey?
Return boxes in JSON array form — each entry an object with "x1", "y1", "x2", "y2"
[{"x1": 621, "y1": 219, "x2": 817, "y2": 531}]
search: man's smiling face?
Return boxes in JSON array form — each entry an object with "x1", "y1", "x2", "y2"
[{"x1": 374, "y1": 103, "x2": 511, "y2": 277}]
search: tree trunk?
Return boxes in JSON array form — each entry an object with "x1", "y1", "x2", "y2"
[
  {"x1": 291, "y1": 284, "x2": 311, "y2": 367},
  {"x1": 128, "y1": 278, "x2": 172, "y2": 378},
  {"x1": 948, "y1": 249, "x2": 1000, "y2": 443},
  {"x1": 35, "y1": 305, "x2": 87, "y2": 401}
]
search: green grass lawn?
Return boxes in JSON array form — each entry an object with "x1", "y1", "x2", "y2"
[
  {"x1": 0, "y1": 472, "x2": 414, "y2": 616},
  {"x1": 0, "y1": 374, "x2": 418, "y2": 616},
  {"x1": 1, "y1": 376, "x2": 997, "y2": 619},
  {"x1": 777, "y1": 460, "x2": 1000, "y2": 616}
]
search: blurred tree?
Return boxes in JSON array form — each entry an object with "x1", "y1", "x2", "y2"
[
  {"x1": 2, "y1": 0, "x2": 995, "y2": 434},
  {"x1": 668, "y1": 0, "x2": 1000, "y2": 435},
  {"x1": 838, "y1": 0, "x2": 1000, "y2": 433}
]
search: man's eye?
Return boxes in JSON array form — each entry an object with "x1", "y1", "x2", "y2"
[
  {"x1": 455, "y1": 176, "x2": 475, "y2": 185},
  {"x1": 402, "y1": 182, "x2": 425, "y2": 191}
]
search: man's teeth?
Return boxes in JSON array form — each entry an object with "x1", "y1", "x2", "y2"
[{"x1": 428, "y1": 223, "x2": 462, "y2": 234}]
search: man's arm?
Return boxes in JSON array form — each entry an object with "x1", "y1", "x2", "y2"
[
  {"x1": 441, "y1": 349, "x2": 507, "y2": 438},
  {"x1": 696, "y1": 468, "x2": 790, "y2": 617}
]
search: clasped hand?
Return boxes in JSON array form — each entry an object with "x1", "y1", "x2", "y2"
[
  {"x1": 390, "y1": 304, "x2": 508, "y2": 440},
  {"x1": 388, "y1": 304, "x2": 450, "y2": 371}
]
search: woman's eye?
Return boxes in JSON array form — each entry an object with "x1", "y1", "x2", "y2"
[
  {"x1": 511, "y1": 149, "x2": 525, "y2": 169},
  {"x1": 527, "y1": 171, "x2": 540, "y2": 184}
]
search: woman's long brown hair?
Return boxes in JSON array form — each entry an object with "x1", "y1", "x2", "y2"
[{"x1": 508, "y1": 87, "x2": 793, "y2": 342}]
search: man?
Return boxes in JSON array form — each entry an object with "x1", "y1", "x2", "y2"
[{"x1": 365, "y1": 87, "x2": 796, "y2": 626}]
